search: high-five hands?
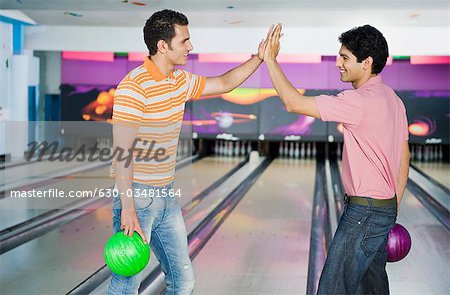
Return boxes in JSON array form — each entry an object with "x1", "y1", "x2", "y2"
[
  {"x1": 257, "y1": 24, "x2": 275, "y2": 60},
  {"x1": 256, "y1": 23, "x2": 282, "y2": 62},
  {"x1": 263, "y1": 23, "x2": 282, "y2": 62}
]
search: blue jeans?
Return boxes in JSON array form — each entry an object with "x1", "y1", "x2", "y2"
[
  {"x1": 108, "y1": 182, "x2": 194, "y2": 295},
  {"x1": 318, "y1": 199, "x2": 397, "y2": 295}
]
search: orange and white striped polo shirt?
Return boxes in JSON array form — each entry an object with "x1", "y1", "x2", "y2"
[{"x1": 111, "y1": 57, "x2": 206, "y2": 186}]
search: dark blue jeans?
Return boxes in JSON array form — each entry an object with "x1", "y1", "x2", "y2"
[{"x1": 318, "y1": 199, "x2": 397, "y2": 295}]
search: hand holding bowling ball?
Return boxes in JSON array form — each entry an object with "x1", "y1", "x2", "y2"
[
  {"x1": 104, "y1": 231, "x2": 150, "y2": 276},
  {"x1": 386, "y1": 223, "x2": 412, "y2": 262}
]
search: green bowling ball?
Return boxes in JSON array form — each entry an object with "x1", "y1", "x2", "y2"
[{"x1": 104, "y1": 231, "x2": 150, "y2": 276}]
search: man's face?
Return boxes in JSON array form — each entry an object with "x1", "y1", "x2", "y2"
[
  {"x1": 335, "y1": 45, "x2": 365, "y2": 83},
  {"x1": 166, "y1": 25, "x2": 193, "y2": 66}
]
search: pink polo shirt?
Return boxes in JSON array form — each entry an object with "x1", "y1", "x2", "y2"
[{"x1": 315, "y1": 76, "x2": 409, "y2": 199}]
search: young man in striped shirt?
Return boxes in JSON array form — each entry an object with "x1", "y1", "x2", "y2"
[{"x1": 109, "y1": 9, "x2": 275, "y2": 295}]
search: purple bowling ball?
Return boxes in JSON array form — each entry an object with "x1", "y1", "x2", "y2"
[{"x1": 386, "y1": 223, "x2": 412, "y2": 262}]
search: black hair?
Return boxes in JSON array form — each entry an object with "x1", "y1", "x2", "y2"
[
  {"x1": 339, "y1": 25, "x2": 389, "y2": 74},
  {"x1": 143, "y1": 9, "x2": 189, "y2": 56}
]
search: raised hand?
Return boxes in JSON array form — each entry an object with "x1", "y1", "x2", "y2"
[
  {"x1": 257, "y1": 24, "x2": 276, "y2": 61},
  {"x1": 263, "y1": 23, "x2": 282, "y2": 62}
]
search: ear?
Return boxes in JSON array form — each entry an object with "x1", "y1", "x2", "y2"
[
  {"x1": 363, "y1": 56, "x2": 373, "y2": 71},
  {"x1": 157, "y1": 40, "x2": 168, "y2": 54}
]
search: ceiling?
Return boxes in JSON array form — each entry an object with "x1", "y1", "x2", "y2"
[{"x1": 1, "y1": 0, "x2": 449, "y2": 27}]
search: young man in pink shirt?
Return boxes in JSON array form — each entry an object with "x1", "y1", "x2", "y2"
[{"x1": 264, "y1": 25, "x2": 410, "y2": 294}]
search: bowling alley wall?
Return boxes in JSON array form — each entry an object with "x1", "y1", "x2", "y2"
[{"x1": 59, "y1": 53, "x2": 450, "y2": 149}]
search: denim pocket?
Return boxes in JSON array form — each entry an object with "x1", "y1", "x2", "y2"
[
  {"x1": 361, "y1": 211, "x2": 397, "y2": 257},
  {"x1": 134, "y1": 196, "x2": 154, "y2": 211},
  {"x1": 343, "y1": 204, "x2": 367, "y2": 224}
]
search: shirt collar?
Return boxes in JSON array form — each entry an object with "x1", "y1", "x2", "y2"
[
  {"x1": 143, "y1": 57, "x2": 175, "y2": 82},
  {"x1": 359, "y1": 75, "x2": 382, "y2": 89}
]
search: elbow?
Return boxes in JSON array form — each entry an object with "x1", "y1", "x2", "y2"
[
  {"x1": 285, "y1": 104, "x2": 293, "y2": 113},
  {"x1": 285, "y1": 104, "x2": 295, "y2": 113},
  {"x1": 285, "y1": 103, "x2": 301, "y2": 114},
  {"x1": 283, "y1": 98, "x2": 296, "y2": 113}
]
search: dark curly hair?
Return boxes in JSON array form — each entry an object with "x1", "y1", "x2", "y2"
[
  {"x1": 339, "y1": 25, "x2": 389, "y2": 74},
  {"x1": 143, "y1": 9, "x2": 189, "y2": 56}
]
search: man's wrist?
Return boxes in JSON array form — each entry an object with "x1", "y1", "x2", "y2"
[
  {"x1": 265, "y1": 59, "x2": 277, "y2": 66},
  {"x1": 253, "y1": 54, "x2": 263, "y2": 63}
]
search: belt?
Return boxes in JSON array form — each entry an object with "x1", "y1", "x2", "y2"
[{"x1": 345, "y1": 194, "x2": 397, "y2": 207}]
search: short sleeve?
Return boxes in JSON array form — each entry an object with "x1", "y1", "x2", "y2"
[
  {"x1": 315, "y1": 90, "x2": 363, "y2": 127},
  {"x1": 111, "y1": 78, "x2": 146, "y2": 128},
  {"x1": 182, "y1": 70, "x2": 206, "y2": 101}
]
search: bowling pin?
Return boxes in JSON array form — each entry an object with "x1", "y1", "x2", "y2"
[
  {"x1": 424, "y1": 145, "x2": 430, "y2": 162},
  {"x1": 438, "y1": 145, "x2": 443, "y2": 161},
  {"x1": 247, "y1": 141, "x2": 252, "y2": 154},
  {"x1": 224, "y1": 140, "x2": 228, "y2": 156},
  {"x1": 223, "y1": 140, "x2": 227, "y2": 156},
  {"x1": 238, "y1": 141, "x2": 243, "y2": 156},
  {"x1": 228, "y1": 141, "x2": 233, "y2": 157},
  {"x1": 428, "y1": 145, "x2": 434, "y2": 162},
  {"x1": 235, "y1": 141, "x2": 240, "y2": 157},
  {"x1": 284, "y1": 142, "x2": 289, "y2": 156},
  {"x1": 219, "y1": 140, "x2": 223, "y2": 155},
  {"x1": 417, "y1": 145, "x2": 422, "y2": 161},
  {"x1": 294, "y1": 142, "x2": 300, "y2": 158},
  {"x1": 312, "y1": 142, "x2": 317, "y2": 157},
  {"x1": 433, "y1": 145, "x2": 438, "y2": 162},
  {"x1": 300, "y1": 142, "x2": 305, "y2": 158},
  {"x1": 279, "y1": 142, "x2": 284, "y2": 157},
  {"x1": 306, "y1": 142, "x2": 311, "y2": 158},
  {"x1": 289, "y1": 142, "x2": 294, "y2": 158}
]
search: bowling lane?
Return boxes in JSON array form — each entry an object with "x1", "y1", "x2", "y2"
[
  {"x1": 1, "y1": 157, "x2": 108, "y2": 190},
  {"x1": 412, "y1": 161, "x2": 450, "y2": 188},
  {"x1": 192, "y1": 158, "x2": 316, "y2": 294},
  {"x1": 0, "y1": 156, "x2": 240, "y2": 231},
  {"x1": 0, "y1": 165, "x2": 113, "y2": 231},
  {"x1": 388, "y1": 188, "x2": 450, "y2": 294},
  {"x1": 175, "y1": 156, "x2": 245, "y2": 207},
  {"x1": 0, "y1": 156, "x2": 243, "y2": 295}
]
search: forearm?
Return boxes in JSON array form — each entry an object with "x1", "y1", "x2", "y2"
[
  {"x1": 220, "y1": 55, "x2": 262, "y2": 92},
  {"x1": 113, "y1": 124, "x2": 138, "y2": 210},
  {"x1": 396, "y1": 157, "x2": 410, "y2": 204},
  {"x1": 115, "y1": 161, "x2": 135, "y2": 210},
  {"x1": 265, "y1": 59, "x2": 303, "y2": 111}
]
